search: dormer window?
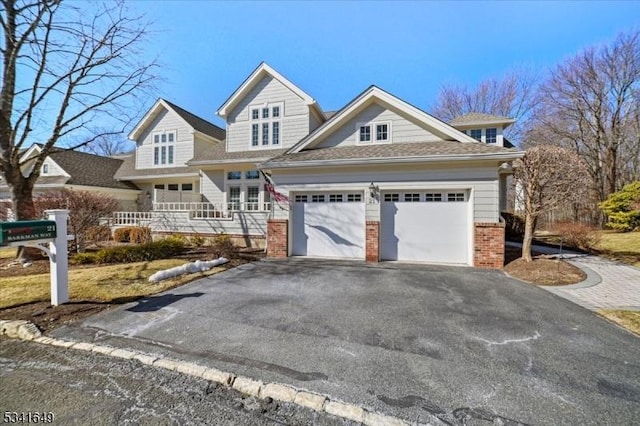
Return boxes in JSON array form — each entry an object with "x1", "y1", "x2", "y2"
[
  {"x1": 357, "y1": 121, "x2": 391, "y2": 144},
  {"x1": 486, "y1": 128, "x2": 497, "y2": 144},
  {"x1": 250, "y1": 102, "x2": 283, "y2": 148},
  {"x1": 469, "y1": 129, "x2": 482, "y2": 141},
  {"x1": 153, "y1": 130, "x2": 176, "y2": 166}
]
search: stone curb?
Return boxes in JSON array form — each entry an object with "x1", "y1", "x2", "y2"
[{"x1": 1, "y1": 320, "x2": 417, "y2": 426}]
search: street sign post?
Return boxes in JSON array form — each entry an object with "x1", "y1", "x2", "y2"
[{"x1": 0, "y1": 210, "x2": 69, "y2": 306}]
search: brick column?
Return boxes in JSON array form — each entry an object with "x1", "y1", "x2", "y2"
[
  {"x1": 267, "y1": 219, "x2": 288, "y2": 258},
  {"x1": 365, "y1": 221, "x2": 380, "y2": 262},
  {"x1": 474, "y1": 222, "x2": 505, "y2": 269}
]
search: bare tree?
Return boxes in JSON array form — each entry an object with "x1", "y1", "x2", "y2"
[
  {"x1": 0, "y1": 0, "x2": 156, "y2": 224},
  {"x1": 431, "y1": 68, "x2": 538, "y2": 143},
  {"x1": 82, "y1": 130, "x2": 133, "y2": 157},
  {"x1": 34, "y1": 189, "x2": 119, "y2": 252},
  {"x1": 528, "y1": 30, "x2": 640, "y2": 202},
  {"x1": 514, "y1": 145, "x2": 590, "y2": 262}
]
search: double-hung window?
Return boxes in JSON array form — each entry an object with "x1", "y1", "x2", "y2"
[
  {"x1": 469, "y1": 129, "x2": 482, "y2": 141},
  {"x1": 153, "y1": 130, "x2": 176, "y2": 166},
  {"x1": 486, "y1": 128, "x2": 497, "y2": 144},
  {"x1": 250, "y1": 102, "x2": 283, "y2": 148}
]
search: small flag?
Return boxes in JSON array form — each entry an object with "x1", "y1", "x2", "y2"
[{"x1": 260, "y1": 170, "x2": 289, "y2": 203}]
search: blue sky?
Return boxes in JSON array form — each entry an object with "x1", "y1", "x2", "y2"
[{"x1": 133, "y1": 0, "x2": 640, "y2": 128}]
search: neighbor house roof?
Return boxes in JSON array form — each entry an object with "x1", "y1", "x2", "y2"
[
  {"x1": 449, "y1": 112, "x2": 515, "y2": 128},
  {"x1": 187, "y1": 142, "x2": 287, "y2": 166},
  {"x1": 47, "y1": 150, "x2": 139, "y2": 190},
  {"x1": 114, "y1": 154, "x2": 198, "y2": 180},
  {"x1": 262, "y1": 141, "x2": 523, "y2": 168},
  {"x1": 128, "y1": 98, "x2": 226, "y2": 141}
]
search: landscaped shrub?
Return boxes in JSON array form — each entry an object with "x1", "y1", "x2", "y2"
[
  {"x1": 189, "y1": 233, "x2": 205, "y2": 248},
  {"x1": 113, "y1": 227, "x2": 131, "y2": 242},
  {"x1": 549, "y1": 222, "x2": 601, "y2": 251},
  {"x1": 599, "y1": 181, "x2": 640, "y2": 231},
  {"x1": 502, "y1": 212, "x2": 525, "y2": 241},
  {"x1": 86, "y1": 225, "x2": 111, "y2": 242},
  {"x1": 73, "y1": 252, "x2": 99, "y2": 264},
  {"x1": 129, "y1": 226, "x2": 152, "y2": 244},
  {"x1": 93, "y1": 238, "x2": 185, "y2": 264},
  {"x1": 211, "y1": 234, "x2": 236, "y2": 258}
]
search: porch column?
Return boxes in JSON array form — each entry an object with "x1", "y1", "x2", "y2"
[
  {"x1": 473, "y1": 222, "x2": 505, "y2": 269},
  {"x1": 365, "y1": 221, "x2": 380, "y2": 262}
]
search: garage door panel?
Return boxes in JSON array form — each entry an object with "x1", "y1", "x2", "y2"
[
  {"x1": 381, "y1": 194, "x2": 469, "y2": 264},
  {"x1": 292, "y1": 195, "x2": 365, "y2": 259}
]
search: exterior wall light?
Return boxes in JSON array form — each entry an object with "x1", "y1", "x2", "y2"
[{"x1": 369, "y1": 182, "x2": 380, "y2": 198}]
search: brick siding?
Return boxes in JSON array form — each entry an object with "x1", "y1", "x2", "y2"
[
  {"x1": 365, "y1": 221, "x2": 380, "y2": 262},
  {"x1": 267, "y1": 219, "x2": 288, "y2": 258},
  {"x1": 474, "y1": 222, "x2": 505, "y2": 269}
]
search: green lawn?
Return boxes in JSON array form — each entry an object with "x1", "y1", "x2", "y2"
[
  {"x1": 595, "y1": 231, "x2": 640, "y2": 267},
  {"x1": 0, "y1": 258, "x2": 226, "y2": 309}
]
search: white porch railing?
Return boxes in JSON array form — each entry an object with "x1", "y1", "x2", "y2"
[
  {"x1": 111, "y1": 211, "x2": 153, "y2": 226},
  {"x1": 153, "y1": 201, "x2": 271, "y2": 219}
]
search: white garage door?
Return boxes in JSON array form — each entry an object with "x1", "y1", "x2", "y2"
[
  {"x1": 380, "y1": 191, "x2": 469, "y2": 264},
  {"x1": 292, "y1": 192, "x2": 365, "y2": 259}
]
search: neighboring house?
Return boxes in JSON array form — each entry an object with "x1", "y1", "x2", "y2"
[
  {"x1": 0, "y1": 144, "x2": 140, "y2": 220},
  {"x1": 114, "y1": 62, "x2": 524, "y2": 268}
]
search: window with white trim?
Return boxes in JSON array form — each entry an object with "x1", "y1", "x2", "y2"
[
  {"x1": 384, "y1": 193, "x2": 399, "y2": 202},
  {"x1": 182, "y1": 183, "x2": 193, "y2": 191},
  {"x1": 42, "y1": 164, "x2": 49, "y2": 174},
  {"x1": 228, "y1": 186, "x2": 241, "y2": 211},
  {"x1": 469, "y1": 129, "x2": 482, "y2": 141},
  {"x1": 425, "y1": 193, "x2": 442, "y2": 202},
  {"x1": 227, "y1": 171, "x2": 241, "y2": 180},
  {"x1": 447, "y1": 193, "x2": 465, "y2": 202},
  {"x1": 404, "y1": 193, "x2": 420, "y2": 202},
  {"x1": 153, "y1": 130, "x2": 176, "y2": 166},
  {"x1": 329, "y1": 194, "x2": 343, "y2": 203},
  {"x1": 311, "y1": 194, "x2": 325, "y2": 203},
  {"x1": 347, "y1": 193, "x2": 362, "y2": 202},
  {"x1": 295, "y1": 194, "x2": 308, "y2": 203},
  {"x1": 247, "y1": 186, "x2": 260, "y2": 211},
  {"x1": 245, "y1": 170, "x2": 260, "y2": 179},
  {"x1": 357, "y1": 121, "x2": 391, "y2": 144},
  {"x1": 486, "y1": 128, "x2": 497, "y2": 144},
  {"x1": 249, "y1": 102, "x2": 283, "y2": 148}
]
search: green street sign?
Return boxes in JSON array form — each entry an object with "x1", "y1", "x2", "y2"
[{"x1": 0, "y1": 220, "x2": 57, "y2": 246}]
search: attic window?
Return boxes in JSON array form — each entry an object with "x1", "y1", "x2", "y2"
[
  {"x1": 357, "y1": 121, "x2": 391, "y2": 144},
  {"x1": 249, "y1": 102, "x2": 283, "y2": 148},
  {"x1": 42, "y1": 164, "x2": 49, "y2": 174},
  {"x1": 486, "y1": 128, "x2": 497, "y2": 144},
  {"x1": 153, "y1": 130, "x2": 176, "y2": 166},
  {"x1": 359, "y1": 126, "x2": 371, "y2": 142}
]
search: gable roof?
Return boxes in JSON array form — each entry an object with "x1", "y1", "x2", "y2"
[
  {"x1": 449, "y1": 112, "x2": 515, "y2": 128},
  {"x1": 128, "y1": 98, "x2": 225, "y2": 141},
  {"x1": 262, "y1": 141, "x2": 523, "y2": 169},
  {"x1": 217, "y1": 62, "x2": 324, "y2": 119},
  {"x1": 47, "y1": 150, "x2": 139, "y2": 190},
  {"x1": 287, "y1": 86, "x2": 480, "y2": 154}
]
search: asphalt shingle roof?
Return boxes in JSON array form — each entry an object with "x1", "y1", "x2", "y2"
[
  {"x1": 449, "y1": 112, "x2": 514, "y2": 126},
  {"x1": 114, "y1": 154, "x2": 196, "y2": 179},
  {"x1": 263, "y1": 141, "x2": 520, "y2": 165},
  {"x1": 48, "y1": 150, "x2": 139, "y2": 190},
  {"x1": 163, "y1": 99, "x2": 226, "y2": 141},
  {"x1": 188, "y1": 142, "x2": 287, "y2": 164}
]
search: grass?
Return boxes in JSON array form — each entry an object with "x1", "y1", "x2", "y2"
[
  {"x1": 0, "y1": 258, "x2": 226, "y2": 309},
  {"x1": 599, "y1": 310, "x2": 640, "y2": 336},
  {"x1": 595, "y1": 231, "x2": 640, "y2": 267},
  {"x1": 0, "y1": 247, "x2": 17, "y2": 259}
]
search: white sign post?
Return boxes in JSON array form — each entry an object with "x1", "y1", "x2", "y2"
[{"x1": 45, "y1": 209, "x2": 69, "y2": 306}]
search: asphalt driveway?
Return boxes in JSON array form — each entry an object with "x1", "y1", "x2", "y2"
[{"x1": 53, "y1": 259, "x2": 640, "y2": 425}]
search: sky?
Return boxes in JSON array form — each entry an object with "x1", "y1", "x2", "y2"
[{"x1": 130, "y1": 0, "x2": 640, "y2": 129}]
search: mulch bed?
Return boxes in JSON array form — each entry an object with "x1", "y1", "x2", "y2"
[{"x1": 504, "y1": 246, "x2": 586, "y2": 286}]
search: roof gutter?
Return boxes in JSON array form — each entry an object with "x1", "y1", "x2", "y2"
[
  {"x1": 187, "y1": 157, "x2": 274, "y2": 166},
  {"x1": 115, "y1": 172, "x2": 199, "y2": 180},
  {"x1": 261, "y1": 151, "x2": 525, "y2": 169}
]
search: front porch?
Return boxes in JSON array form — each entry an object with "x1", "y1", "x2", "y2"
[{"x1": 110, "y1": 201, "x2": 273, "y2": 244}]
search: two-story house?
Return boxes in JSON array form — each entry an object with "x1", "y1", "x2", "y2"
[{"x1": 116, "y1": 63, "x2": 524, "y2": 268}]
